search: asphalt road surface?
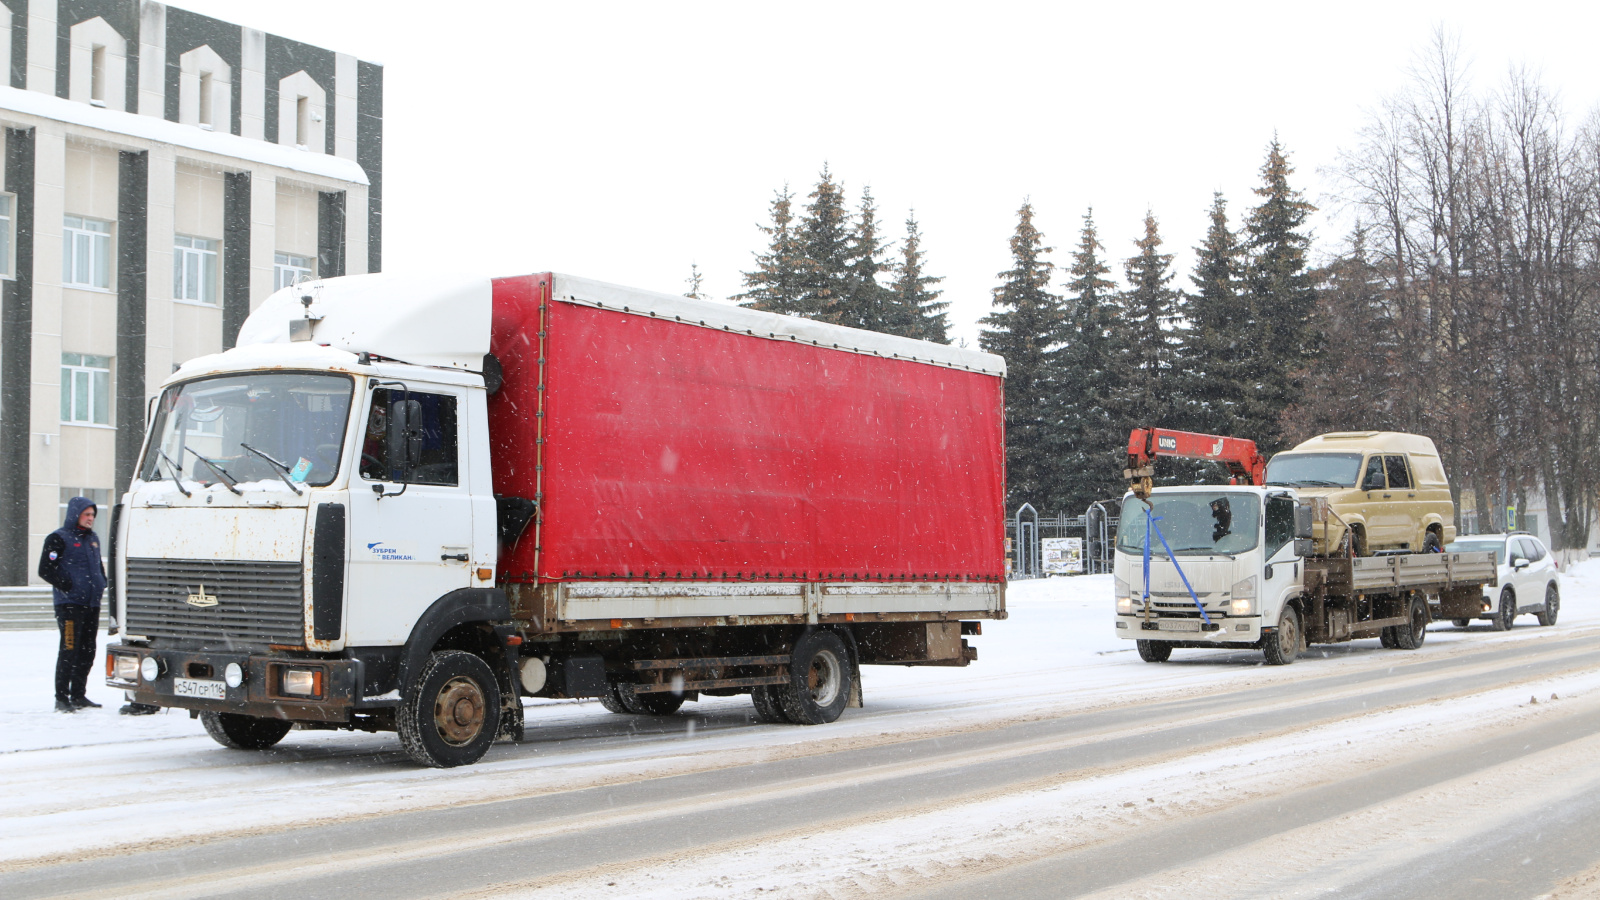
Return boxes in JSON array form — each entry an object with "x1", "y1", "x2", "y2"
[{"x1": 6, "y1": 627, "x2": 1600, "y2": 900}]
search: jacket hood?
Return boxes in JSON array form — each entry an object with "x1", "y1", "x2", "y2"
[{"x1": 63, "y1": 495, "x2": 97, "y2": 530}]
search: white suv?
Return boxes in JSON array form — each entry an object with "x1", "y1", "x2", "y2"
[{"x1": 1444, "y1": 533, "x2": 1561, "y2": 630}]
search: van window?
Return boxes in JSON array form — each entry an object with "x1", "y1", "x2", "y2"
[
  {"x1": 1410, "y1": 454, "x2": 1448, "y2": 486},
  {"x1": 1384, "y1": 455, "x2": 1412, "y2": 489},
  {"x1": 1361, "y1": 456, "x2": 1386, "y2": 490}
]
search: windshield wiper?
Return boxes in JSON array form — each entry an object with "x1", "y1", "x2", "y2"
[
  {"x1": 1171, "y1": 546, "x2": 1237, "y2": 559},
  {"x1": 183, "y1": 444, "x2": 243, "y2": 495},
  {"x1": 153, "y1": 449, "x2": 193, "y2": 498},
  {"x1": 1295, "y1": 479, "x2": 1345, "y2": 487},
  {"x1": 239, "y1": 442, "x2": 305, "y2": 495}
]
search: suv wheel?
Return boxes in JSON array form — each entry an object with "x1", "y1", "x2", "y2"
[
  {"x1": 1537, "y1": 583, "x2": 1560, "y2": 627},
  {"x1": 1491, "y1": 587, "x2": 1516, "y2": 632}
]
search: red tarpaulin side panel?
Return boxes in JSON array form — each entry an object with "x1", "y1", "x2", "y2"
[{"x1": 490, "y1": 284, "x2": 1005, "y2": 583}]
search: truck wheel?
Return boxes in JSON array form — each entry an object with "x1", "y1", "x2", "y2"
[
  {"x1": 623, "y1": 689, "x2": 686, "y2": 716},
  {"x1": 1537, "y1": 584, "x2": 1560, "y2": 627},
  {"x1": 1423, "y1": 530, "x2": 1442, "y2": 553},
  {"x1": 778, "y1": 630, "x2": 852, "y2": 725},
  {"x1": 1262, "y1": 608, "x2": 1301, "y2": 665},
  {"x1": 200, "y1": 712, "x2": 292, "y2": 750},
  {"x1": 599, "y1": 682, "x2": 630, "y2": 714},
  {"x1": 1452, "y1": 618, "x2": 1470, "y2": 628},
  {"x1": 1394, "y1": 595, "x2": 1429, "y2": 650},
  {"x1": 1492, "y1": 587, "x2": 1516, "y2": 632},
  {"x1": 1349, "y1": 527, "x2": 1368, "y2": 558},
  {"x1": 1379, "y1": 626, "x2": 1397, "y2": 648},
  {"x1": 750, "y1": 684, "x2": 791, "y2": 723},
  {"x1": 1136, "y1": 640, "x2": 1172, "y2": 663},
  {"x1": 397, "y1": 650, "x2": 501, "y2": 768}
]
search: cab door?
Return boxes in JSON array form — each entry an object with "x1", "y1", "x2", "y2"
[
  {"x1": 345, "y1": 385, "x2": 475, "y2": 645},
  {"x1": 1380, "y1": 455, "x2": 1418, "y2": 548}
]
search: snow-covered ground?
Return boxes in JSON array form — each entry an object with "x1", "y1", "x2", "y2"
[{"x1": 4, "y1": 561, "x2": 1600, "y2": 894}]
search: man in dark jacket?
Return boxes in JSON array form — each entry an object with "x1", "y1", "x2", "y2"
[{"x1": 39, "y1": 496, "x2": 107, "y2": 712}]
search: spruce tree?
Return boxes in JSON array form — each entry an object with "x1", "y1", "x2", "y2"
[
  {"x1": 1119, "y1": 211, "x2": 1179, "y2": 423},
  {"x1": 1052, "y1": 209, "x2": 1128, "y2": 512},
  {"x1": 1178, "y1": 192, "x2": 1255, "y2": 436},
  {"x1": 1243, "y1": 139, "x2": 1318, "y2": 451},
  {"x1": 797, "y1": 165, "x2": 853, "y2": 323},
  {"x1": 837, "y1": 186, "x2": 892, "y2": 332},
  {"x1": 980, "y1": 202, "x2": 1066, "y2": 511},
  {"x1": 684, "y1": 263, "x2": 708, "y2": 301},
  {"x1": 733, "y1": 185, "x2": 807, "y2": 315},
  {"x1": 890, "y1": 212, "x2": 949, "y2": 343}
]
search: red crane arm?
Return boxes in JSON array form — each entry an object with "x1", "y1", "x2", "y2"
[{"x1": 1123, "y1": 427, "x2": 1268, "y2": 499}]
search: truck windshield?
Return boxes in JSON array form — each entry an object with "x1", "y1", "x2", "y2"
[
  {"x1": 1116, "y1": 492, "x2": 1262, "y2": 557},
  {"x1": 1264, "y1": 452, "x2": 1362, "y2": 487},
  {"x1": 139, "y1": 372, "x2": 354, "y2": 489}
]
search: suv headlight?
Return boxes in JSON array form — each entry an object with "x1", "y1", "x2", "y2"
[
  {"x1": 1114, "y1": 576, "x2": 1132, "y2": 614},
  {"x1": 1230, "y1": 576, "x2": 1257, "y2": 616}
]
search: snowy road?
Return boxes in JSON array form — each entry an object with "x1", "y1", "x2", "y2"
[{"x1": 4, "y1": 565, "x2": 1600, "y2": 899}]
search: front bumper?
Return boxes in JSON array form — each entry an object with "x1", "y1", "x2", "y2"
[
  {"x1": 106, "y1": 643, "x2": 362, "y2": 722},
  {"x1": 1116, "y1": 614, "x2": 1263, "y2": 644}
]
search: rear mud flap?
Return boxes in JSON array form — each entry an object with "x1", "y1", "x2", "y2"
[{"x1": 847, "y1": 660, "x2": 863, "y2": 709}]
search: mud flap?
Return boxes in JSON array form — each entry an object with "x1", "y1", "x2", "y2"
[
  {"x1": 497, "y1": 696, "x2": 525, "y2": 742},
  {"x1": 847, "y1": 659, "x2": 863, "y2": 709}
]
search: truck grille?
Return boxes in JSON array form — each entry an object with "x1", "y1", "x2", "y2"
[{"x1": 124, "y1": 558, "x2": 305, "y2": 646}]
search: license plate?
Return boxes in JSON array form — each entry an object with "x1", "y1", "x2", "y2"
[
  {"x1": 1160, "y1": 619, "x2": 1202, "y2": 632},
  {"x1": 174, "y1": 678, "x2": 227, "y2": 699}
]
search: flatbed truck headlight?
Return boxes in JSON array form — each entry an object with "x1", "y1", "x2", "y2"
[
  {"x1": 1114, "y1": 576, "x2": 1132, "y2": 615},
  {"x1": 139, "y1": 656, "x2": 163, "y2": 682},
  {"x1": 1230, "y1": 576, "x2": 1257, "y2": 616},
  {"x1": 224, "y1": 663, "x2": 245, "y2": 688}
]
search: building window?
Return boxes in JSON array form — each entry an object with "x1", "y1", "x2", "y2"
[
  {"x1": 0, "y1": 194, "x2": 12, "y2": 277},
  {"x1": 296, "y1": 96, "x2": 309, "y2": 147},
  {"x1": 198, "y1": 71, "x2": 214, "y2": 128},
  {"x1": 61, "y1": 353, "x2": 111, "y2": 425},
  {"x1": 63, "y1": 215, "x2": 112, "y2": 289},
  {"x1": 275, "y1": 253, "x2": 314, "y2": 291},
  {"x1": 90, "y1": 45, "x2": 107, "y2": 106},
  {"x1": 174, "y1": 235, "x2": 221, "y2": 304}
]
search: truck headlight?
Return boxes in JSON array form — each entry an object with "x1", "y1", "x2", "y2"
[
  {"x1": 111, "y1": 653, "x2": 140, "y2": 683},
  {"x1": 1230, "y1": 576, "x2": 1257, "y2": 616},
  {"x1": 224, "y1": 663, "x2": 245, "y2": 688},
  {"x1": 139, "y1": 656, "x2": 162, "y2": 682},
  {"x1": 281, "y1": 668, "x2": 323, "y2": 698},
  {"x1": 1114, "y1": 576, "x2": 1132, "y2": 614}
]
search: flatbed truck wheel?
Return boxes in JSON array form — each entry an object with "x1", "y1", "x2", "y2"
[
  {"x1": 599, "y1": 682, "x2": 630, "y2": 714},
  {"x1": 1394, "y1": 595, "x2": 1429, "y2": 650},
  {"x1": 623, "y1": 689, "x2": 686, "y2": 716},
  {"x1": 397, "y1": 649, "x2": 501, "y2": 768},
  {"x1": 1452, "y1": 618, "x2": 1470, "y2": 628},
  {"x1": 1379, "y1": 626, "x2": 1397, "y2": 648},
  {"x1": 778, "y1": 630, "x2": 852, "y2": 725},
  {"x1": 1136, "y1": 640, "x2": 1172, "y2": 663},
  {"x1": 1262, "y1": 608, "x2": 1301, "y2": 666},
  {"x1": 200, "y1": 712, "x2": 292, "y2": 750}
]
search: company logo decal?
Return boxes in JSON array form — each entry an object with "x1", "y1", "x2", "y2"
[
  {"x1": 1157, "y1": 436, "x2": 1177, "y2": 451},
  {"x1": 186, "y1": 584, "x2": 218, "y2": 608},
  {"x1": 366, "y1": 541, "x2": 417, "y2": 562}
]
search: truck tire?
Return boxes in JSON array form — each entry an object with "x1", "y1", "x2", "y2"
[
  {"x1": 1423, "y1": 530, "x2": 1442, "y2": 553},
  {"x1": 1452, "y1": 618, "x2": 1470, "y2": 628},
  {"x1": 397, "y1": 650, "x2": 501, "y2": 768},
  {"x1": 1136, "y1": 640, "x2": 1172, "y2": 663},
  {"x1": 1492, "y1": 587, "x2": 1516, "y2": 632},
  {"x1": 1393, "y1": 594, "x2": 1429, "y2": 650},
  {"x1": 1537, "y1": 583, "x2": 1560, "y2": 627},
  {"x1": 1379, "y1": 626, "x2": 1397, "y2": 648},
  {"x1": 750, "y1": 684, "x2": 792, "y2": 723},
  {"x1": 200, "y1": 712, "x2": 292, "y2": 750},
  {"x1": 777, "y1": 630, "x2": 852, "y2": 725},
  {"x1": 1262, "y1": 608, "x2": 1301, "y2": 666},
  {"x1": 1349, "y1": 526, "x2": 1368, "y2": 558},
  {"x1": 599, "y1": 682, "x2": 630, "y2": 714}
]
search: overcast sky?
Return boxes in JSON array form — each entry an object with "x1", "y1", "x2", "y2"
[{"x1": 178, "y1": 1, "x2": 1600, "y2": 346}]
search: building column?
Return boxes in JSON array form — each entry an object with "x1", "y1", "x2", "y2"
[
  {"x1": 142, "y1": 146, "x2": 175, "y2": 411},
  {"x1": 26, "y1": 122, "x2": 65, "y2": 583},
  {"x1": 0, "y1": 126, "x2": 34, "y2": 584},
  {"x1": 248, "y1": 169, "x2": 275, "y2": 309},
  {"x1": 114, "y1": 150, "x2": 147, "y2": 496},
  {"x1": 317, "y1": 190, "x2": 345, "y2": 279},
  {"x1": 222, "y1": 171, "x2": 250, "y2": 346},
  {"x1": 24, "y1": 0, "x2": 54, "y2": 94}
]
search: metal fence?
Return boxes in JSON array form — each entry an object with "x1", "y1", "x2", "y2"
[{"x1": 1006, "y1": 500, "x2": 1121, "y2": 579}]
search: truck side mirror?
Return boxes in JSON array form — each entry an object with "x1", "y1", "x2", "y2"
[
  {"x1": 1294, "y1": 503, "x2": 1315, "y2": 540},
  {"x1": 386, "y1": 399, "x2": 424, "y2": 480}
]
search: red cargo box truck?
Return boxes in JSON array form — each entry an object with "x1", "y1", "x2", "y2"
[{"x1": 106, "y1": 271, "x2": 1008, "y2": 766}]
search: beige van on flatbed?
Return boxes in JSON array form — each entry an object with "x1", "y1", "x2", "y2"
[{"x1": 1264, "y1": 432, "x2": 1456, "y2": 556}]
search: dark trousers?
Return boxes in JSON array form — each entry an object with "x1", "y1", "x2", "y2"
[{"x1": 55, "y1": 604, "x2": 100, "y2": 703}]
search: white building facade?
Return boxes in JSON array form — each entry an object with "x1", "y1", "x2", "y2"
[{"x1": 0, "y1": 1, "x2": 381, "y2": 584}]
